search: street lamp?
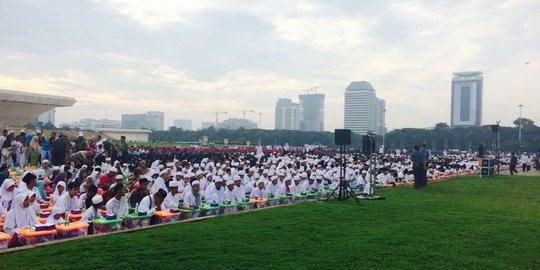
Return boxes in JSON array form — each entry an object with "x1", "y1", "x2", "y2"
[{"x1": 518, "y1": 104, "x2": 523, "y2": 141}]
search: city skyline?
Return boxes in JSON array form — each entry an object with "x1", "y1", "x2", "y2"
[{"x1": 0, "y1": 1, "x2": 539, "y2": 131}]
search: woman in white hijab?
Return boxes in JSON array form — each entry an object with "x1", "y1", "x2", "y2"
[
  {"x1": 3, "y1": 192, "x2": 39, "y2": 235},
  {"x1": 0, "y1": 178, "x2": 16, "y2": 213},
  {"x1": 46, "y1": 206, "x2": 65, "y2": 225},
  {"x1": 51, "y1": 181, "x2": 66, "y2": 204}
]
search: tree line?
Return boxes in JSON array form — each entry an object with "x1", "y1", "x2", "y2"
[{"x1": 150, "y1": 118, "x2": 539, "y2": 153}]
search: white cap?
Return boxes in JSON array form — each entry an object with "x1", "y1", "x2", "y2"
[
  {"x1": 270, "y1": 176, "x2": 278, "y2": 181},
  {"x1": 214, "y1": 177, "x2": 223, "y2": 183},
  {"x1": 42, "y1": 159, "x2": 49, "y2": 164},
  {"x1": 159, "y1": 169, "x2": 168, "y2": 176},
  {"x1": 233, "y1": 175, "x2": 242, "y2": 181},
  {"x1": 92, "y1": 195, "x2": 103, "y2": 204},
  {"x1": 226, "y1": 180, "x2": 234, "y2": 186},
  {"x1": 169, "y1": 181, "x2": 179, "y2": 187},
  {"x1": 108, "y1": 167, "x2": 118, "y2": 173},
  {"x1": 106, "y1": 157, "x2": 111, "y2": 161},
  {"x1": 192, "y1": 180, "x2": 200, "y2": 186},
  {"x1": 115, "y1": 175, "x2": 123, "y2": 180}
]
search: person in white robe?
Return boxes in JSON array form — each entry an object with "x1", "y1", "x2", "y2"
[
  {"x1": 81, "y1": 195, "x2": 103, "y2": 222},
  {"x1": 182, "y1": 180, "x2": 202, "y2": 209},
  {"x1": 53, "y1": 182, "x2": 79, "y2": 212},
  {"x1": 224, "y1": 180, "x2": 242, "y2": 202},
  {"x1": 3, "y1": 193, "x2": 39, "y2": 235},
  {"x1": 162, "y1": 181, "x2": 180, "y2": 211},
  {"x1": 250, "y1": 180, "x2": 268, "y2": 198},
  {"x1": 265, "y1": 176, "x2": 281, "y2": 197},
  {"x1": 105, "y1": 184, "x2": 129, "y2": 217}
]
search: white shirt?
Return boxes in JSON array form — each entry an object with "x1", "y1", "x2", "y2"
[
  {"x1": 183, "y1": 190, "x2": 201, "y2": 208},
  {"x1": 54, "y1": 193, "x2": 79, "y2": 212},
  {"x1": 105, "y1": 196, "x2": 129, "y2": 217},
  {"x1": 224, "y1": 188, "x2": 242, "y2": 202},
  {"x1": 266, "y1": 182, "x2": 281, "y2": 196},
  {"x1": 204, "y1": 183, "x2": 225, "y2": 202},
  {"x1": 137, "y1": 195, "x2": 159, "y2": 214},
  {"x1": 81, "y1": 206, "x2": 103, "y2": 222},
  {"x1": 162, "y1": 192, "x2": 180, "y2": 211},
  {"x1": 250, "y1": 187, "x2": 268, "y2": 198}
]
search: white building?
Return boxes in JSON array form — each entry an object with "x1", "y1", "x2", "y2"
[
  {"x1": 121, "y1": 111, "x2": 164, "y2": 131},
  {"x1": 344, "y1": 81, "x2": 378, "y2": 135},
  {"x1": 173, "y1": 119, "x2": 193, "y2": 130},
  {"x1": 218, "y1": 118, "x2": 257, "y2": 130},
  {"x1": 299, "y1": 93, "x2": 325, "y2": 132},
  {"x1": 61, "y1": 119, "x2": 121, "y2": 130},
  {"x1": 451, "y1": 71, "x2": 483, "y2": 127},
  {"x1": 275, "y1": 98, "x2": 300, "y2": 130}
]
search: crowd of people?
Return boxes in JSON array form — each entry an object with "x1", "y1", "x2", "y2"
[{"x1": 0, "y1": 129, "x2": 539, "y2": 249}]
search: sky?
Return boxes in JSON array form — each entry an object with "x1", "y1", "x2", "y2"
[{"x1": 0, "y1": 0, "x2": 539, "y2": 131}]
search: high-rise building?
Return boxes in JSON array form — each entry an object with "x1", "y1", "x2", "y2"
[
  {"x1": 218, "y1": 118, "x2": 257, "y2": 130},
  {"x1": 173, "y1": 119, "x2": 193, "y2": 130},
  {"x1": 299, "y1": 93, "x2": 325, "y2": 132},
  {"x1": 31, "y1": 109, "x2": 55, "y2": 125},
  {"x1": 201, "y1": 121, "x2": 215, "y2": 130},
  {"x1": 451, "y1": 71, "x2": 483, "y2": 127},
  {"x1": 344, "y1": 81, "x2": 379, "y2": 135},
  {"x1": 121, "y1": 111, "x2": 164, "y2": 131},
  {"x1": 275, "y1": 98, "x2": 300, "y2": 130}
]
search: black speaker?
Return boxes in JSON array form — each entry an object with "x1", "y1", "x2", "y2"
[
  {"x1": 478, "y1": 144, "x2": 485, "y2": 157},
  {"x1": 481, "y1": 158, "x2": 493, "y2": 167},
  {"x1": 362, "y1": 135, "x2": 376, "y2": 155},
  {"x1": 490, "y1": 125, "x2": 499, "y2": 133},
  {"x1": 335, "y1": 129, "x2": 352, "y2": 145},
  {"x1": 481, "y1": 167, "x2": 495, "y2": 176}
]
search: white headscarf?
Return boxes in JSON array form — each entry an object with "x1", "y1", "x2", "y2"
[
  {"x1": 0, "y1": 178, "x2": 15, "y2": 201},
  {"x1": 52, "y1": 181, "x2": 66, "y2": 204},
  {"x1": 46, "y1": 206, "x2": 65, "y2": 224},
  {"x1": 3, "y1": 192, "x2": 38, "y2": 234}
]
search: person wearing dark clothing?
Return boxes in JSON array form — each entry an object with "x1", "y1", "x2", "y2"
[
  {"x1": 51, "y1": 134, "x2": 69, "y2": 166},
  {"x1": 510, "y1": 152, "x2": 518, "y2": 175},
  {"x1": 129, "y1": 177, "x2": 150, "y2": 208},
  {"x1": 0, "y1": 163, "x2": 9, "y2": 186},
  {"x1": 411, "y1": 144, "x2": 428, "y2": 189},
  {"x1": 119, "y1": 136, "x2": 130, "y2": 164}
]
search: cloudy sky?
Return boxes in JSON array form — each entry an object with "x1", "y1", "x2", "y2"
[{"x1": 1, "y1": 0, "x2": 539, "y2": 131}]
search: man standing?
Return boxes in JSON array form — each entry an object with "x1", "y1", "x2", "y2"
[
  {"x1": 520, "y1": 153, "x2": 530, "y2": 172},
  {"x1": 509, "y1": 152, "x2": 518, "y2": 175},
  {"x1": 119, "y1": 136, "x2": 129, "y2": 164},
  {"x1": 411, "y1": 145, "x2": 428, "y2": 189}
]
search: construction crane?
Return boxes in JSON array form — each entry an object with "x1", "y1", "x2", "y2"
[
  {"x1": 242, "y1": 109, "x2": 255, "y2": 119},
  {"x1": 215, "y1": 111, "x2": 227, "y2": 128}
]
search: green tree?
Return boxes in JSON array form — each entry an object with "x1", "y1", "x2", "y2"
[{"x1": 513, "y1": 118, "x2": 536, "y2": 128}]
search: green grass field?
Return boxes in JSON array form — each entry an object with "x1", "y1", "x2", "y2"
[{"x1": 2, "y1": 176, "x2": 540, "y2": 269}]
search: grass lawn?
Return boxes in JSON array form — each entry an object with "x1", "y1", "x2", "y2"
[{"x1": 1, "y1": 175, "x2": 539, "y2": 269}]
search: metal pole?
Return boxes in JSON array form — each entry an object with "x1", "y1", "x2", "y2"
[
  {"x1": 518, "y1": 104, "x2": 523, "y2": 141},
  {"x1": 496, "y1": 121, "x2": 500, "y2": 175},
  {"x1": 382, "y1": 109, "x2": 386, "y2": 150}
]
